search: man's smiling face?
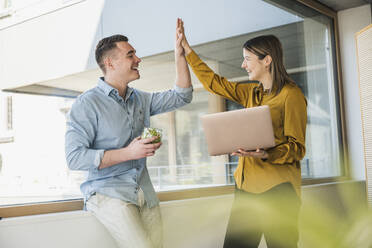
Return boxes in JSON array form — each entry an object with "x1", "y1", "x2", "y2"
[{"x1": 109, "y1": 41, "x2": 142, "y2": 83}]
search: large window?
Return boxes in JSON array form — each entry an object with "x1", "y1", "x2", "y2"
[
  {"x1": 145, "y1": 6, "x2": 342, "y2": 188},
  {"x1": 0, "y1": 93, "x2": 83, "y2": 205},
  {"x1": 0, "y1": 0, "x2": 344, "y2": 210},
  {"x1": 223, "y1": 13, "x2": 342, "y2": 179}
]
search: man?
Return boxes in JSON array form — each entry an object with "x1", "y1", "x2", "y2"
[{"x1": 65, "y1": 19, "x2": 192, "y2": 248}]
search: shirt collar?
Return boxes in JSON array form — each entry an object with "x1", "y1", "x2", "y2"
[
  {"x1": 254, "y1": 83, "x2": 266, "y2": 105},
  {"x1": 124, "y1": 87, "x2": 134, "y2": 102},
  {"x1": 97, "y1": 77, "x2": 134, "y2": 102},
  {"x1": 97, "y1": 77, "x2": 115, "y2": 96}
]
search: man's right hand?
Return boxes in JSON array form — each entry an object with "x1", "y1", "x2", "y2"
[
  {"x1": 126, "y1": 136, "x2": 162, "y2": 160},
  {"x1": 98, "y1": 136, "x2": 162, "y2": 170}
]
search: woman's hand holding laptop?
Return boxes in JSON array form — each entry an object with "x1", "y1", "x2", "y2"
[{"x1": 231, "y1": 148, "x2": 268, "y2": 159}]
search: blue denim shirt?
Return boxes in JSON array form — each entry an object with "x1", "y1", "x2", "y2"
[{"x1": 65, "y1": 78, "x2": 193, "y2": 208}]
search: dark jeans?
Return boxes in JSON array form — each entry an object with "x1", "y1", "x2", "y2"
[{"x1": 223, "y1": 183, "x2": 301, "y2": 248}]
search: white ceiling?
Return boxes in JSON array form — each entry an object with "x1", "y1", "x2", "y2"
[
  {"x1": 7, "y1": 20, "x2": 306, "y2": 97},
  {"x1": 23, "y1": 21, "x2": 304, "y2": 96}
]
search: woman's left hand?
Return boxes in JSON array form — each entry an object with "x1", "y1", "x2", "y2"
[{"x1": 231, "y1": 148, "x2": 268, "y2": 159}]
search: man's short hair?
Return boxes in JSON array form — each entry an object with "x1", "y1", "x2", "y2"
[{"x1": 95, "y1": 34, "x2": 128, "y2": 74}]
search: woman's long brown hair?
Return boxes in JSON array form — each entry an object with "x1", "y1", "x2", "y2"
[{"x1": 243, "y1": 35, "x2": 295, "y2": 95}]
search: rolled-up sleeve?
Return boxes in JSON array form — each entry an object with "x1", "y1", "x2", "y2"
[
  {"x1": 149, "y1": 85, "x2": 193, "y2": 115},
  {"x1": 65, "y1": 98, "x2": 104, "y2": 171},
  {"x1": 266, "y1": 88, "x2": 307, "y2": 164}
]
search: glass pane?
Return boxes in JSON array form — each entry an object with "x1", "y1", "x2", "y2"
[
  {"x1": 147, "y1": 113, "x2": 170, "y2": 167},
  {"x1": 147, "y1": 2, "x2": 342, "y2": 190},
  {"x1": 225, "y1": 15, "x2": 342, "y2": 179},
  {"x1": 264, "y1": 0, "x2": 343, "y2": 178},
  {"x1": 297, "y1": 16, "x2": 342, "y2": 178},
  {"x1": 148, "y1": 91, "x2": 231, "y2": 191},
  {"x1": 175, "y1": 91, "x2": 210, "y2": 166},
  {"x1": 0, "y1": 93, "x2": 83, "y2": 205}
]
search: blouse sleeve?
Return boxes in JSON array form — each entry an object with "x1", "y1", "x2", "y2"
[
  {"x1": 266, "y1": 87, "x2": 307, "y2": 164},
  {"x1": 186, "y1": 50, "x2": 254, "y2": 106}
]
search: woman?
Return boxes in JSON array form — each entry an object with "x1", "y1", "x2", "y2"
[{"x1": 177, "y1": 19, "x2": 307, "y2": 248}]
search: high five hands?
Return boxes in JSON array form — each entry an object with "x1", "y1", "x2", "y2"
[
  {"x1": 176, "y1": 18, "x2": 192, "y2": 55},
  {"x1": 175, "y1": 18, "x2": 185, "y2": 57}
]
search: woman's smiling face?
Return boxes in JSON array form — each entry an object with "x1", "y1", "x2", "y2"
[{"x1": 241, "y1": 48, "x2": 268, "y2": 82}]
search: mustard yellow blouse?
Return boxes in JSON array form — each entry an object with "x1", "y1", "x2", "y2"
[{"x1": 186, "y1": 51, "x2": 307, "y2": 197}]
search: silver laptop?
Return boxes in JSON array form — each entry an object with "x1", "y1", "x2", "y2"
[{"x1": 201, "y1": 105, "x2": 276, "y2": 156}]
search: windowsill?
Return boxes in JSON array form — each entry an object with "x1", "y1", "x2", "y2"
[
  {"x1": 302, "y1": 178, "x2": 365, "y2": 188},
  {"x1": 301, "y1": 176, "x2": 351, "y2": 186},
  {"x1": 0, "y1": 136, "x2": 14, "y2": 143},
  {"x1": 0, "y1": 176, "x2": 361, "y2": 218}
]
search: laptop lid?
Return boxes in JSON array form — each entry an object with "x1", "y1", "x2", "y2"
[{"x1": 201, "y1": 105, "x2": 276, "y2": 156}]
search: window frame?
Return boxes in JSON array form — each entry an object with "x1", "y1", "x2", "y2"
[
  {"x1": 298, "y1": 0, "x2": 349, "y2": 179},
  {"x1": 0, "y1": 95, "x2": 14, "y2": 144},
  {"x1": 0, "y1": 0, "x2": 349, "y2": 218}
]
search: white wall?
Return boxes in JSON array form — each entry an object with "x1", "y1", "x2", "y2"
[
  {"x1": 0, "y1": 195, "x2": 234, "y2": 248},
  {"x1": 0, "y1": 0, "x2": 105, "y2": 90},
  {"x1": 0, "y1": 181, "x2": 366, "y2": 248},
  {"x1": 0, "y1": 210, "x2": 118, "y2": 248},
  {"x1": 338, "y1": 4, "x2": 372, "y2": 180}
]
